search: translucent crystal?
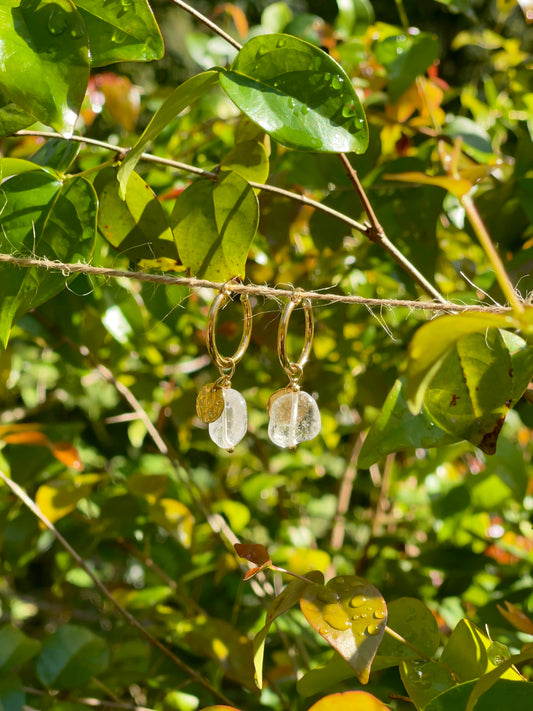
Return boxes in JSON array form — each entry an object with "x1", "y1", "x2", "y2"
[
  {"x1": 208, "y1": 388, "x2": 247, "y2": 451},
  {"x1": 268, "y1": 390, "x2": 321, "y2": 448}
]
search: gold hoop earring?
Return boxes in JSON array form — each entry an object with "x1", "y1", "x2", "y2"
[
  {"x1": 268, "y1": 294, "x2": 321, "y2": 449},
  {"x1": 196, "y1": 288, "x2": 252, "y2": 452}
]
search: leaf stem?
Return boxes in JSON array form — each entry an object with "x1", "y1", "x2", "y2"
[
  {"x1": 0, "y1": 469, "x2": 233, "y2": 706},
  {"x1": 169, "y1": 0, "x2": 243, "y2": 51},
  {"x1": 270, "y1": 565, "x2": 318, "y2": 585},
  {"x1": 460, "y1": 193, "x2": 524, "y2": 314},
  {"x1": 384, "y1": 625, "x2": 433, "y2": 661}
]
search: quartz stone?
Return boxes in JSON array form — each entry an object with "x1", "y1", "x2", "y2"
[
  {"x1": 268, "y1": 390, "x2": 321, "y2": 448},
  {"x1": 208, "y1": 388, "x2": 247, "y2": 451}
]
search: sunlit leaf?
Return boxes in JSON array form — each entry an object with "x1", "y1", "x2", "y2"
[
  {"x1": 253, "y1": 571, "x2": 324, "y2": 688},
  {"x1": 384, "y1": 171, "x2": 472, "y2": 198},
  {"x1": 149, "y1": 498, "x2": 195, "y2": 548},
  {"x1": 374, "y1": 32, "x2": 440, "y2": 102},
  {"x1": 406, "y1": 313, "x2": 519, "y2": 414},
  {"x1": 219, "y1": 34, "x2": 368, "y2": 153},
  {"x1": 36, "y1": 475, "x2": 100, "y2": 525},
  {"x1": 465, "y1": 650, "x2": 533, "y2": 711},
  {"x1": 497, "y1": 601, "x2": 533, "y2": 636},
  {"x1": 308, "y1": 690, "x2": 389, "y2": 711},
  {"x1": 423, "y1": 330, "x2": 517, "y2": 454},
  {"x1": 0, "y1": 0, "x2": 89, "y2": 135},
  {"x1": 94, "y1": 167, "x2": 179, "y2": 263},
  {"x1": 117, "y1": 70, "x2": 219, "y2": 197},
  {"x1": 171, "y1": 171, "x2": 259, "y2": 281},
  {"x1": 300, "y1": 575, "x2": 387, "y2": 684},
  {"x1": 74, "y1": 0, "x2": 164, "y2": 67},
  {"x1": 220, "y1": 141, "x2": 269, "y2": 186}
]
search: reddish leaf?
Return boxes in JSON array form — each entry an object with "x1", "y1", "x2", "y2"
[
  {"x1": 49, "y1": 442, "x2": 84, "y2": 472},
  {"x1": 497, "y1": 601, "x2": 533, "y2": 636},
  {"x1": 308, "y1": 691, "x2": 389, "y2": 710},
  {"x1": 2, "y1": 430, "x2": 50, "y2": 446},
  {"x1": 300, "y1": 576, "x2": 387, "y2": 685},
  {"x1": 234, "y1": 543, "x2": 271, "y2": 566}
]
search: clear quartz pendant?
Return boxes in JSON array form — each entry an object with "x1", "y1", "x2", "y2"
[
  {"x1": 268, "y1": 390, "x2": 321, "y2": 448},
  {"x1": 208, "y1": 388, "x2": 247, "y2": 452}
]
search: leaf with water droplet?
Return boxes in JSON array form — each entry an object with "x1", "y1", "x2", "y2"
[
  {"x1": 400, "y1": 659, "x2": 455, "y2": 709},
  {"x1": 1, "y1": 0, "x2": 89, "y2": 135},
  {"x1": 219, "y1": 33, "x2": 368, "y2": 153},
  {"x1": 73, "y1": 0, "x2": 164, "y2": 67},
  {"x1": 253, "y1": 571, "x2": 324, "y2": 688},
  {"x1": 300, "y1": 575, "x2": 387, "y2": 684}
]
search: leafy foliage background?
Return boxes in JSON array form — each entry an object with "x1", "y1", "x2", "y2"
[{"x1": 0, "y1": 1, "x2": 533, "y2": 710}]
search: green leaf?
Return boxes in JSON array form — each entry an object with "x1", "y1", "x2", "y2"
[
  {"x1": 374, "y1": 32, "x2": 440, "y2": 102},
  {"x1": 359, "y1": 379, "x2": 457, "y2": 467},
  {"x1": 94, "y1": 167, "x2": 179, "y2": 264},
  {"x1": 336, "y1": 0, "x2": 375, "y2": 38},
  {"x1": 297, "y1": 652, "x2": 355, "y2": 698},
  {"x1": 30, "y1": 138, "x2": 81, "y2": 173},
  {"x1": 0, "y1": 91, "x2": 35, "y2": 138},
  {"x1": 0, "y1": 163, "x2": 97, "y2": 346},
  {"x1": 374, "y1": 598, "x2": 440, "y2": 669},
  {"x1": 74, "y1": 0, "x2": 164, "y2": 67},
  {"x1": 300, "y1": 575, "x2": 387, "y2": 685},
  {"x1": 0, "y1": 678, "x2": 25, "y2": 711},
  {"x1": 36, "y1": 624, "x2": 109, "y2": 689},
  {"x1": 400, "y1": 660, "x2": 455, "y2": 710},
  {"x1": 406, "y1": 312, "x2": 519, "y2": 414},
  {"x1": 466, "y1": 650, "x2": 533, "y2": 711},
  {"x1": 254, "y1": 571, "x2": 324, "y2": 689},
  {"x1": 0, "y1": 0, "x2": 89, "y2": 135},
  {"x1": 219, "y1": 34, "x2": 368, "y2": 153},
  {"x1": 171, "y1": 171, "x2": 259, "y2": 281},
  {"x1": 440, "y1": 620, "x2": 521, "y2": 682},
  {"x1": 117, "y1": 70, "x2": 219, "y2": 197},
  {"x1": 433, "y1": 0, "x2": 477, "y2": 20},
  {"x1": 220, "y1": 141, "x2": 270, "y2": 186},
  {"x1": 426, "y1": 680, "x2": 533, "y2": 711},
  {"x1": 0, "y1": 625, "x2": 41, "y2": 670},
  {"x1": 423, "y1": 330, "x2": 515, "y2": 454}
]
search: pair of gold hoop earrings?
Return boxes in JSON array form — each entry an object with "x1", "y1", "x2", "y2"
[{"x1": 196, "y1": 289, "x2": 321, "y2": 452}]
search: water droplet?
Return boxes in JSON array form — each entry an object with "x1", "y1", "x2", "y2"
[
  {"x1": 351, "y1": 613, "x2": 360, "y2": 620},
  {"x1": 122, "y1": 0, "x2": 134, "y2": 5},
  {"x1": 301, "y1": 105, "x2": 310, "y2": 115},
  {"x1": 70, "y1": 22, "x2": 84, "y2": 39},
  {"x1": 48, "y1": 7, "x2": 67, "y2": 35},
  {"x1": 353, "y1": 117, "x2": 365, "y2": 131},
  {"x1": 288, "y1": 97, "x2": 296, "y2": 109},
  {"x1": 322, "y1": 604, "x2": 351, "y2": 631},
  {"x1": 336, "y1": 577, "x2": 345, "y2": 585},
  {"x1": 318, "y1": 626, "x2": 328, "y2": 635},
  {"x1": 257, "y1": 46, "x2": 268, "y2": 57},
  {"x1": 374, "y1": 609, "x2": 386, "y2": 619},
  {"x1": 111, "y1": 28, "x2": 124, "y2": 43},
  {"x1": 323, "y1": 72, "x2": 331, "y2": 82},
  {"x1": 360, "y1": 612, "x2": 369, "y2": 619},
  {"x1": 342, "y1": 102, "x2": 357, "y2": 118},
  {"x1": 331, "y1": 75, "x2": 343, "y2": 90},
  {"x1": 349, "y1": 595, "x2": 367, "y2": 608},
  {"x1": 276, "y1": 38, "x2": 287, "y2": 48},
  {"x1": 316, "y1": 589, "x2": 340, "y2": 603},
  {"x1": 366, "y1": 623, "x2": 382, "y2": 636},
  {"x1": 488, "y1": 642, "x2": 511, "y2": 665},
  {"x1": 273, "y1": 80, "x2": 279, "y2": 88}
]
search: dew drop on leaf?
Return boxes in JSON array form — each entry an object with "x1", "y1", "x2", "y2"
[
  {"x1": 374, "y1": 609, "x2": 386, "y2": 619},
  {"x1": 276, "y1": 38, "x2": 287, "y2": 48},
  {"x1": 331, "y1": 75, "x2": 343, "y2": 90},
  {"x1": 47, "y1": 7, "x2": 67, "y2": 35},
  {"x1": 349, "y1": 594, "x2": 367, "y2": 608},
  {"x1": 366, "y1": 623, "x2": 382, "y2": 636},
  {"x1": 322, "y1": 604, "x2": 351, "y2": 631}
]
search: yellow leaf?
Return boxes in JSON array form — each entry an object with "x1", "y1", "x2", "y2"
[
  {"x1": 308, "y1": 691, "x2": 389, "y2": 711},
  {"x1": 149, "y1": 498, "x2": 195, "y2": 548},
  {"x1": 36, "y1": 476, "x2": 98, "y2": 526},
  {"x1": 384, "y1": 171, "x2": 472, "y2": 197}
]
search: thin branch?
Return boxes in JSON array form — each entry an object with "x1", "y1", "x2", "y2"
[
  {"x1": 169, "y1": 0, "x2": 243, "y2": 51},
  {"x1": 330, "y1": 431, "x2": 366, "y2": 552},
  {"x1": 0, "y1": 253, "x2": 510, "y2": 313},
  {"x1": 24, "y1": 687, "x2": 154, "y2": 711},
  {"x1": 13, "y1": 130, "x2": 368, "y2": 235},
  {"x1": 339, "y1": 153, "x2": 447, "y2": 304},
  {"x1": 0, "y1": 470, "x2": 233, "y2": 706}
]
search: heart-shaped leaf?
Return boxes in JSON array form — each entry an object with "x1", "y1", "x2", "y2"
[
  {"x1": 0, "y1": 0, "x2": 89, "y2": 135},
  {"x1": 219, "y1": 34, "x2": 368, "y2": 153},
  {"x1": 171, "y1": 171, "x2": 259, "y2": 281},
  {"x1": 300, "y1": 575, "x2": 387, "y2": 684}
]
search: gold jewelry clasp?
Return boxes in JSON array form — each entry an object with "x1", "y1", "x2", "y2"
[
  {"x1": 278, "y1": 292, "x2": 314, "y2": 382},
  {"x1": 206, "y1": 288, "x2": 252, "y2": 376}
]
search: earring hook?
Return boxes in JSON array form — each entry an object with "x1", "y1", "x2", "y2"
[
  {"x1": 278, "y1": 293, "x2": 314, "y2": 381},
  {"x1": 206, "y1": 289, "x2": 252, "y2": 374}
]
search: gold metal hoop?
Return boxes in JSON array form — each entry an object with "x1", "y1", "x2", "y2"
[
  {"x1": 206, "y1": 290, "x2": 252, "y2": 373},
  {"x1": 278, "y1": 295, "x2": 314, "y2": 380}
]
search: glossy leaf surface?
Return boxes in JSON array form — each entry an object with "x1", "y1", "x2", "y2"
[
  {"x1": 36, "y1": 624, "x2": 109, "y2": 689},
  {"x1": 219, "y1": 34, "x2": 368, "y2": 153},
  {"x1": 359, "y1": 379, "x2": 456, "y2": 467},
  {"x1": 94, "y1": 167, "x2": 179, "y2": 264},
  {"x1": 308, "y1": 690, "x2": 389, "y2": 711},
  {"x1": 118, "y1": 70, "x2": 219, "y2": 196},
  {"x1": 0, "y1": 164, "x2": 97, "y2": 346},
  {"x1": 300, "y1": 575, "x2": 387, "y2": 684},
  {"x1": 74, "y1": 0, "x2": 164, "y2": 67},
  {"x1": 400, "y1": 660, "x2": 455, "y2": 710},
  {"x1": 374, "y1": 32, "x2": 440, "y2": 102},
  {"x1": 466, "y1": 650, "x2": 533, "y2": 711},
  {"x1": 172, "y1": 171, "x2": 259, "y2": 281},
  {"x1": 426, "y1": 680, "x2": 533, "y2": 711},
  {"x1": 0, "y1": 0, "x2": 89, "y2": 135},
  {"x1": 406, "y1": 313, "x2": 518, "y2": 414}
]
